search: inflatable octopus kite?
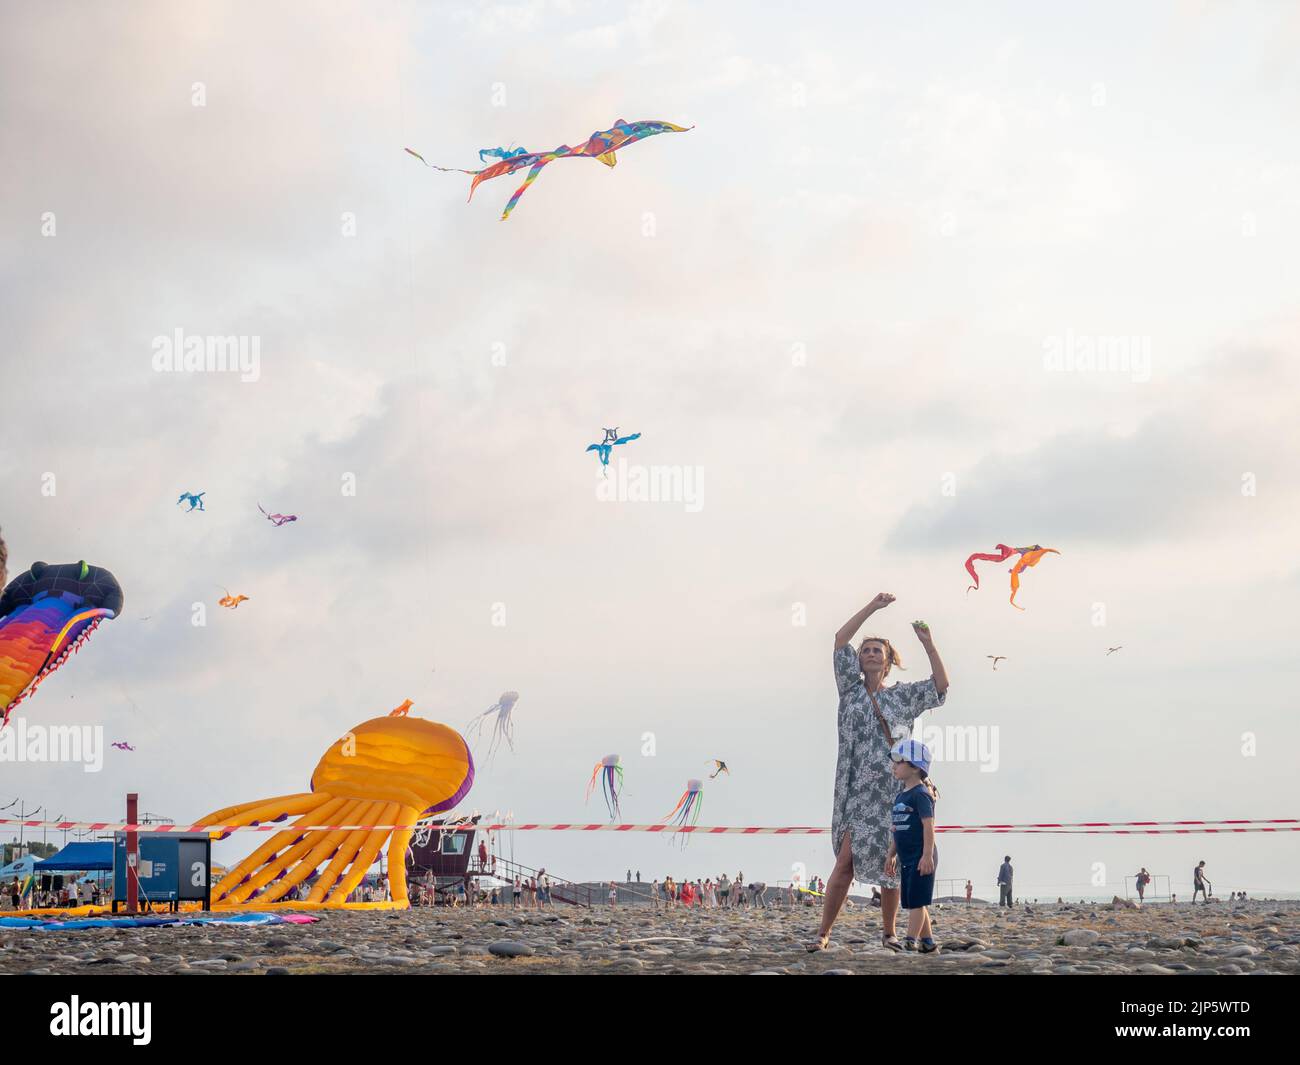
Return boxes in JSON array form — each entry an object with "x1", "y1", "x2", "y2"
[
  {"x1": 406, "y1": 118, "x2": 692, "y2": 220},
  {"x1": 0, "y1": 560, "x2": 123, "y2": 727},
  {"x1": 195, "y1": 710, "x2": 474, "y2": 908}
]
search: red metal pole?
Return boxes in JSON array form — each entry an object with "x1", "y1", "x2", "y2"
[{"x1": 126, "y1": 792, "x2": 138, "y2": 915}]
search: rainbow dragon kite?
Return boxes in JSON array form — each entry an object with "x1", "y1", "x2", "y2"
[
  {"x1": 405, "y1": 118, "x2": 692, "y2": 220},
  {"x1": 964, "y1": 544, "x2": 1060, "y2": 610}
]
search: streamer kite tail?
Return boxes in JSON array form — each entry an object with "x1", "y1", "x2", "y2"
[
  {"x1": 964, "y1": 544, "x2": 1017, "y2": 593},
  {"x1": 605, "y1": 765, "x2": 624, "y2": 819},
  {"x1": 1008, "y1": 547, "x2": 1059, "y2": 610},
  {"x1": 499, "y1": 152, "x2": 567, "y2": 220}
]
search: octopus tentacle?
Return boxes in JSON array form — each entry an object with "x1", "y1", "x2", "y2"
[
  {"x1": 212, "y1": 796, "x2": 346, "y2": 901},
  {"x1": 250, "y1": 799, "x2": 370, "y2": 904},
  {"x1": 387, "y1": 804, "x2": 421, "y2": 905},
  {"x1": 307, "y1": 799, "x2": 385, "y2": 903},
  {"x1": 325, "y1": 802, "x2": 399, "y2": 905}
]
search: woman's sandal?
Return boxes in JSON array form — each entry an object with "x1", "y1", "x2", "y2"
[
  {"x1": 881, "y1": 934, "x2": 903, "y2": 952},
  {"x1": 806, "y1": 933, "x2": 832, "y2": 953}
]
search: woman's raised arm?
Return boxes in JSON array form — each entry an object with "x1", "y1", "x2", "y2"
[
  {"x1": 912, "y1": 621, "x2": 949, "y2": 696},
  {"x1": 834, "y1": 592, "x2": 895, "y2": 649}
]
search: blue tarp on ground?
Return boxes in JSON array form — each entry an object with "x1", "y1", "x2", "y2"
[
  {"x1": 33, "y1": 842, "x2": 113, "y2": 872},
  {"x1": 0, "y1": 913, "x2": 317, "y2": 930}
]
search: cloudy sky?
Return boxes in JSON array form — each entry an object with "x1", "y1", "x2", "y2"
[{"x1": 2, "y1": 1, "x2": 1297, "y2": 898}]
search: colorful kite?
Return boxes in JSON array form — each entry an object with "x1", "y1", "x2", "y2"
[
  {"x1": 258, "y1": 504, "x2": 298, "y2": 527},
  {"x1": 587, "y1": 428, "x2": 640, "y2": 474},
  {"x1": 964, "y1": 543, "x2": 1060, "y2": 610},
  {"x1": 218, "y1": 593, "x2": 250, "y2": 609},
  {"x1": 708, "y1": 760, "x2": 729, "y2": 779},
  {"x1": 111, "y1": 741, "x2": 135, "y2": 751},
  {"x1": 390, "y1": 699, "x2": 414, "y2": 717},
  {"x1": 406, "y1": 118, "x2": 692, "y2": 220},
  {"x1": 585, "y1": 754, "x2": 624, "y2": 820},
  {"x1": 466, "y1": 690, "x2": 519, "y2": 757},
  {"x1": 663, "y1": 779, "x2": 704, "y2": 841},
  {"x1": 0, "y1": 560, "x2": 123, "y2": 727},
  {"x1": 177, "y1": 492, "x2": 206, "y2": 512}
]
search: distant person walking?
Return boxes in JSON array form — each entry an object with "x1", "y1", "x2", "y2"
[
  {"x1": 9, "y1": 876, "x2": 20, "y2": 911},
  {"x1": 965, "y1": 879, "x2": 973, "y2": 903},
  {"x1": 718, "y1": 873, "x2": 730, "y2": 907},
  {"x1": 608, "y1": 881, "x2": 618, "y2": 907},
  {"x1": 1192, "y1": 861, "x2": 1211, "y2": 903},
  {"x1": 997, "y1": 856, "x2": 1014, "y2": 907},
  {"x1": 1135, "y1": 867, "x2": 1151, "y2": 904}
]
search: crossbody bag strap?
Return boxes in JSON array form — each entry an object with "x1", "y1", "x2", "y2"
[{"x1": 864, "y1": 685, "x2": 893, "y2": 747}]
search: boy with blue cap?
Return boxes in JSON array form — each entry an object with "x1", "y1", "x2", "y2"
[{"x1": 885, "y1": 737, "x2": 939, "y2": 953}]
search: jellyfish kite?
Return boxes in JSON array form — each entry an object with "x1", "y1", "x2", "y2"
[
  {"x1": 0, "y1": 560, "x2": 123, "y2": 728},
  {"x1": 586, "y1": 754, "x2": 624, "y2": 820},
  {"x1": 405, "y1": 118, "x2": 692, "y2": 221},
  {"x1": 964, "y1": 543, "x2": 1060, "y2": 610},
  {"x1": 466, "y1": 690, "x2": 519, "y2": 757},
  {"x1": 663, "y1": 779, "x2": 704, "y2": 844},
  {"x1": 194, "y1": 711, "x2": 474, "y2": 908}
]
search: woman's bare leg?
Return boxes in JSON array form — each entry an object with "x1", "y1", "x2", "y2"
[
  {"x1": 815, "y1": 833, "x2": 856, "y2": 941},
  {"x1": 881, "y1": 887, "x2": 900, "y2": 937}
]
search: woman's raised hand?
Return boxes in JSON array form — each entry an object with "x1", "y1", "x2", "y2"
[
  {"x1": 912, "y1": 620, "x2": 934, "y2": 646},
  {"x1": 868, "y1": 592, "x2": 896, "y2": 612}
]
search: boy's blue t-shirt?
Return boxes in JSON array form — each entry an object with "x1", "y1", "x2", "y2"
[{"x1": 891, "y1": 783, "x2": 935, "y2": 865}]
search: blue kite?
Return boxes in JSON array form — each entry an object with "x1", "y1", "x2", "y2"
[{"x1": 586, "y1": 428, "x2": 641, "y2": 474}]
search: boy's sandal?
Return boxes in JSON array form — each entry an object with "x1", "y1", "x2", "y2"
[
  {"x1": 806, "y1": 933, "x2": 832, "y2": 953},
  {"x1": 919, "y1": 940, "x2": 941, "y2": 954},
  {"x1": 881, "y1": 934, "x2": 903, "y2": 952}
]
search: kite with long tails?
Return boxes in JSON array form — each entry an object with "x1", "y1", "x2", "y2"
[
  {"x1": 662, "y1": 779, "x2": 704, "y2": 846},
  {"x1": 964, "y1": 543, "x2": 1060, "y2": 610},
  {"x1": 466, "y1": 690, "x2": 519, "y2": 758},
  {"x1": 586, "y1": 427, "x2": 641, "y2": 474},
  {"x1": 405, "y1": 118, "x2": 692, "y2": 220},
  {"x1": 585, "y1": 754, "x2": 624, "y2": 820}
]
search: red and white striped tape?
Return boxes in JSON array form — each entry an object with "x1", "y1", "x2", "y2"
[{"x1": 1, "y1": 817, "x2": 1295, "y2": 836}]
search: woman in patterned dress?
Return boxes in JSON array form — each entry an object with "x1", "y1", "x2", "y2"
[{"x1": 808, "y1": 591, "x2": 949, "y2": 952}]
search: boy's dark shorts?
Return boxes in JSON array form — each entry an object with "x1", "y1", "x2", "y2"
[{"x1": 900, "y1": 862, "x2": 935, "y2": 909}]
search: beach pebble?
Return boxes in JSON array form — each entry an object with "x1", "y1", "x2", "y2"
[
  {"x1": 488, "y1": 940, "x2": 535, "y2": 958},
  {"x1": 1061, "y1": 929, "x2": 1101, "y2": 947}
]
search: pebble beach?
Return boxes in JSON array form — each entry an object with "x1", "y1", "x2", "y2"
[{"x1": 6, "y1": 900, "x2": 1299, "y2": 975}]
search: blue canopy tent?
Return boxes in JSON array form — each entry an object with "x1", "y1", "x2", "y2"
[{"x1": 34, "y1": 842, "x2": 113, "y2": 871}]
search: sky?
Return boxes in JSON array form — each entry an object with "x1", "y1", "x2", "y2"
[{"x1": 1, "y1": 0, "x2": 1297, "y2": 899}]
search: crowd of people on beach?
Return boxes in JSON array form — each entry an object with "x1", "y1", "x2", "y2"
[{"x1": 626, "y1": 873, "x2": 813, "y2": 909}]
